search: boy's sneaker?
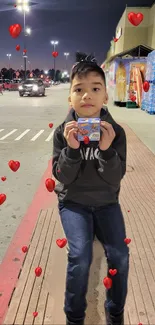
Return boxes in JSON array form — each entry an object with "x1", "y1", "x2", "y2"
[
  {"x1": 104, "y1": 302, "x2": 124, "y2": 325},
  {"x1": 66, "y1": 317, "x2": 84, "y2": 325}
]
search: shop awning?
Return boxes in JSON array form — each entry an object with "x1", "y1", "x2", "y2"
[{"x1": 106, "y1": 44, "x2": 154, "y2": 63}]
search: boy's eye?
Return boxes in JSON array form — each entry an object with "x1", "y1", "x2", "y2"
[
  {"x1": 75, "y1": 88, "x2": 81, "y2": 92},
  {"x1": 93, "y1": 87, "x2": 100, "y2": 91}
]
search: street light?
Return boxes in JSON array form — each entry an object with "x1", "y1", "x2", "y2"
[
  {"x1": 17, "y1": 0, "x2": 30, "y2": 79},
  {"x1": 6, "y1": 54, "x2": 12, "y2": 80},
  {"x1": 44, "y1": 70, "x2": 48, "y2": 75},
  {"x1": 51, "y1": 40, "x2": 59, "y2": 82},
  {"x1": 64, "y1": 52, "x2": 69, "y2": 70}
]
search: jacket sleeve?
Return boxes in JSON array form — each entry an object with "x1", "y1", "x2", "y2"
[
  {"x1": 52, "y1": 126, "x2": 82, "y2": 185},
  {"x1": 97, "y1": 126, "x2": 126, "y2": 186}
]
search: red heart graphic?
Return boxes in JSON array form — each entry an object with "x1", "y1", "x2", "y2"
[
  {"x1": 128, "y1": 210, "x2": 130, "y2": 213},
  {"x1": 130, "y1": 95, "x2": 136, "y2": 102},
  {"x1": 22, "y1": 246, "x2": 28, "y2": 253},
  {"x1": 1, "y1": 176, "x2": 6, "y2": 181},
  {"x1": 143, "y1": 81, "x2": 150, "y2": 92},
  {"x1": 83, "y1": 136, "x2": 89, "y2": 144},
  {"x1": 124, "y1": 238, "x2": 131, "y2": 245},
  {"x1": 8, "y1": 160, "x2": 20, "y2": 172},
  {"x1": 9, "y1": 23, "x2": 22, "y2": 38},
  {"x1": 57, "y1": 169, "x2": 61, "y2": 173},
  {"x1": 33, "y1": 311, "x2": 38, "y2": 318},
  {"x1": 0, "y1": 194, "x2": 6, "y2": 205},
  {"x1": 103, "y1": 276, "x2": 112, "y2": 289},
  {"x1": 113, "y1": 38, "x2": 118, "y2": 43},
  {"x1": 128, "y1": 12, "x2": 143, "y2": 26},
  {"x1": 16, "y1": 44, "x2": 20, "y2": 51},
  {"x1": 35, "y1": 267, "x2": 42, "y2": 277},
  {"x1": 49, "y1": 123, "x2": 53, "y2": 128},
  {"x1": 45, "y1": 178, "x2": 55, "y2": 192},
  {"x1": 109, "y1": 269, "x2": 117, "y2": 276},
  {"x1": 56, "y1": 238, "x2": 67, "y2": 248}
]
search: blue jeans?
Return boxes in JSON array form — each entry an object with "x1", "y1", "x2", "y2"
[{"x1": 58, "y1": 201, "x2": 129, "y2": 324}]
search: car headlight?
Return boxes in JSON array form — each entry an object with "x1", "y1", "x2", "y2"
[
  {"x1": 33, "y1": 85, "x2": 38, "y2": 91},
  {"x1": 19, "y1": 85, "x2": 23, "y2": 90}
]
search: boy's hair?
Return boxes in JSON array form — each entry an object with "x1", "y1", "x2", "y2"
[{"x1": 70, "y1": 52, "x2": 106, "y2": 86}]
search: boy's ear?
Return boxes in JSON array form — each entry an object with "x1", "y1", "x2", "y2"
[
  {"x1": 68, "y1": 95, "x2": 72, "y2": 107},
  {"x1": 103, "y1": 92, "x2": 108, "y2": 105}
]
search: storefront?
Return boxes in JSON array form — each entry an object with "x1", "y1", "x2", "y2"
[{"x1": 104, "y1": 44, "x2": 153, "y2": 108}]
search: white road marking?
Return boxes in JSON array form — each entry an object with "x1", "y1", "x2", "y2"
[
  {"x1": 45, "y1": 129, "x2": 55, "y2": 141},
  {"x1": 0, "y1": 129, "x2": 17, "y2": 140},
  {"x1": 0, "y1": 129, "x2": 4, "y2": 133},
  {"x1": 15, "y1": 129, "x2": 31, "y2": 141},
  {"x1": 30, "y1": 129, "x2": 44, "y2": 141}
]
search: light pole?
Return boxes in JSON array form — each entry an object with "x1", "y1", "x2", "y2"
[
  {"x1": 51, "y1": 40, "x2": 59, "y2": 81},
  {"x1": 6, "y1": 54, "x2": 12, "y2": 80},
  {"x1": 64, "y1": 52, "x2": 69, "y2": 71},
  {"x1": 17, "y1": 0, "x2": 30, "y2": 79}
]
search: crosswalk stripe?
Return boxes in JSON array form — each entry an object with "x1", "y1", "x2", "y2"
[
  {"x1": 0, "y1": 129, "x2": 4, "y2": 133},
  {"x1": 0, "y1": 129, "x2": 17, "y2": 140},
  {"x1": 15, "y1": 129, "x2": 31, "y2": 141},
  {"x1": 30, "y1": 129, "x2": 44, "y2": 141},
  {"x1": 45, "y1": 129, "x2": 55, "y2": 141}
]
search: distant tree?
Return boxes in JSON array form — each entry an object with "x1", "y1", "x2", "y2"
[
  {"x1": 34, "y1": 69, "x2": 40, "y2": 77},
  {"x1": 55, "y1": 69, "x2": 61, "y2": 81},
  {"x1": 49, "y1": 69, "x2": 55, "y2": 80}
]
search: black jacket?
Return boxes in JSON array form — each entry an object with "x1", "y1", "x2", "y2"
[{"x1": 52, "y1": 107, "x2": 127, "y2": 206}]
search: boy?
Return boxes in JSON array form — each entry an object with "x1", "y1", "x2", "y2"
[{"x1": 52, "y1": 53, "x2": 129, "y2": 325}]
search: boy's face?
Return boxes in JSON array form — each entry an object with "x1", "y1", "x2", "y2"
[{"x1": 69, "y1": 71, "x2": 108, "y2": 117}]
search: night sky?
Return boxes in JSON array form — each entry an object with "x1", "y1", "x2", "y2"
[{"x1": 0, "y1": 0, "x2": 154, "y2": 71}]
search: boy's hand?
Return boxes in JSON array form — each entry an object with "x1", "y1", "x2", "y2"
[
  {"x1": 99, "y1": 121, "x2": 116, "y2": 151},
  {"x1": 64, "y1": 121, "x2": 80, "y2": 149}
]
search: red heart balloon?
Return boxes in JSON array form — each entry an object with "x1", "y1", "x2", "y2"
[
  {"x1": 35, "y1": 267, "x2": 42, "y2": 277},
  {"x1": 143, "y1": 81, "x2": 150, "y2": 92},
  {"x1": 0, "y1": 194, "x2": 6, "y2": 205},
  {"x1": 8, "y1": 160, "x2": 20, "y2": 172},
  {"x1": 109, "y1": 269, "x2": 117, "y2": 276},
  {"x1": 16, "y1": 44, "x2": 20, "y2": 51},
  {"x1": 83, "y1": 136, "x2": 89, "y2": 144},
  {"x1": 45, "y1": 178, "x2": 55, "y2": 192},
  {"x1": 1, "y1": 176, "x2": 6, "y2": 181},
  {"x1": 103, "y1": 277, "x2": 112, "y2": 289},
  {"x1": 49, "y1": 123, "x2": 53, "y2": 128},
  {"x1": 128, "y1": 12, "x2": 143, "y2": 26},
  {"x1": 52, "y1": 51, "x2": 59, "y2": 58},
  {"x1": 56, "y1": 238, "x2": 67, "y2": 248},
  {"x1": 33, "y1": 312, "x2": 38, "y2": 318},
  {"x1": 23, "y1": 49, "x2": 27, "y2": 53},
  {"x1": 9, "y1": 24, "x2": 22, "y2": 38},
  {"x1": 22, "y1": 246, "x2": 28, "y2": 253},
  {"x1": 124, "y1": 238, "x2": 131, "y2": 245}
]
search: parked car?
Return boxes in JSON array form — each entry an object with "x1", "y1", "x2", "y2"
[{"x1": 18, "y1": 78, "x2": 45, "y2": 97}]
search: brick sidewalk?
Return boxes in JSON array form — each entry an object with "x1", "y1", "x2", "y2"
[{"x1": 3, "y1": 124, "x2": 155, "y2": 325}]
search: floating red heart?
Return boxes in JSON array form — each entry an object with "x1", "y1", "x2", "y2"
[
  {"x1": 130, "y1": 95, "x2": 136, "y2": 102},
  {"x1": 35, "y1": 267, "x2": 42, "y2": 277},
  {"x1": 109, "y1": 269, "x2": 117, "y2": 276},
  {"x1": 14, "y1": 4, "x2": 17, "y2": 7},
  {"x1": 103, "y1": 276, "x2": 112, "y2": 289},
  {"x1": 52, "y1": 51, "x2": 59, "y2": 58},
  {"x1": 49, "y1": 123, "x2": 53, "y2": 128},
  {"x1": 128, "y1": 210, "x2": 130, "y2": 213},
  {"x1": 113, "y1": 38, "x2": 118, "y2": 43},
  {"x1": 33, "y1": 311, "x2": 38, "y2": 318},
  {"x1": 56, "y1": 238, "x2": 67, "y2": 248},
  {"x1": 0, "y1": 194, "x2": 6, "y2": 205},
  {"x1": 128, "y1": 12, "x2": 144, "y2": 26},
  {"x1": 124, "y1": 238, "x2": 131, "y2": 245},
  {"x1": 22, "y1": 246, "x2": 28, "y2": 253},
  {"x1": 45, "y1": 178, "x2": 55, "y2": 192},
  {"x1": 8, "y1": 160, "x2": 20, "y2": 172},
  {"x1": 143, "y1": 81, "x2": 150, "y2": 92},
  {"x1": 9, "y1": 24, "x2": 22, "y2": 38},
  {"x1": 1, "y1": 176, "x2": 6, "y2": 181},
  {"x1": 83, "y1": 136, "x2": 89, "y2": 144},
  {"x1": 16, "y1": 44, "x2": 20, "y2": 51}
]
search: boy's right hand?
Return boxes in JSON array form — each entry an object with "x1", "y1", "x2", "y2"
[{"x1": 64, "y1": 121, "x2": 80, "y2": 149}]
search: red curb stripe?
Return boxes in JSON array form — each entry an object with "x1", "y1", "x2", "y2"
[{"x1": 0, "y1": 158, "x2": 57, "y2": 324}]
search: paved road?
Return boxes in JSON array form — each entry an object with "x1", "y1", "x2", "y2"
[{"x1": 0, "y1": 84, "x2": 69, "y2": 263}]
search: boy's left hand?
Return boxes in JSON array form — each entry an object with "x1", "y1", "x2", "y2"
[{"x1": 99, "y1": 121, "x2": 116, "y2": 151}]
